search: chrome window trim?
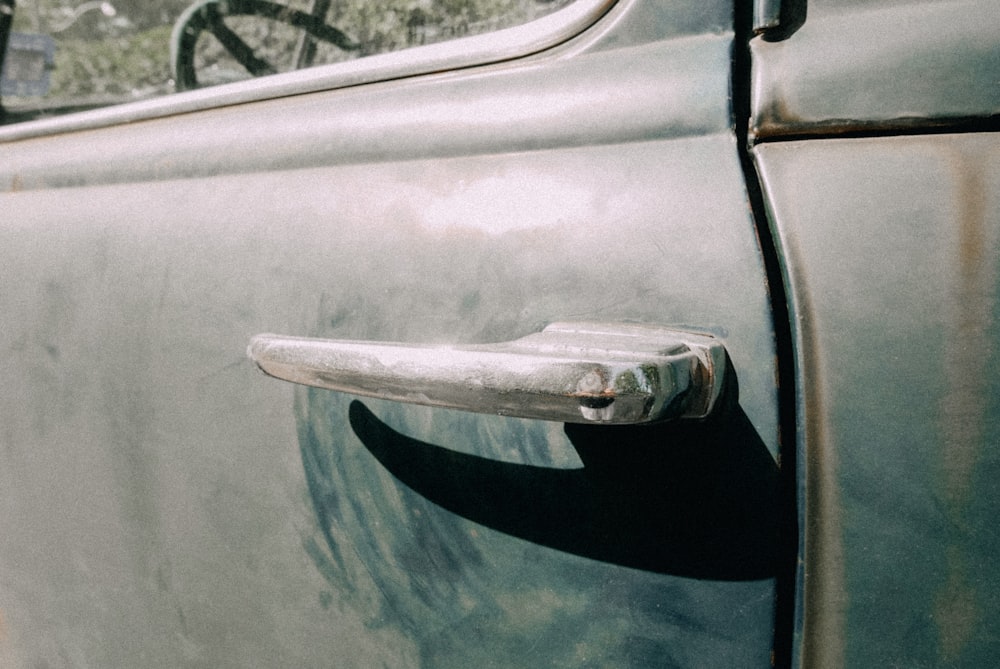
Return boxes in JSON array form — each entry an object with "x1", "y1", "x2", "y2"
[{"x1": 0, "y1": 0, "x2": 617, "y2": 142}]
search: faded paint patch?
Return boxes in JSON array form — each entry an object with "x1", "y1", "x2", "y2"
[{"x1": 422, "y1": 172, "x2": 595, "y2": 235}]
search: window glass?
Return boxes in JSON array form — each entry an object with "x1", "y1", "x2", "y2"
[{"x1": 1, "y1": 0, "x2": 573, "y2": 123}]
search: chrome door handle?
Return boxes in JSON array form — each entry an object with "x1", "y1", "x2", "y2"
[{"x1": 247, "y1": 322, "x2": 728, "y2": 424}]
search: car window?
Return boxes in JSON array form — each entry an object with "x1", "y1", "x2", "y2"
[{"x1": 0, "y1": 0, "x2": 573, "y2": 123}]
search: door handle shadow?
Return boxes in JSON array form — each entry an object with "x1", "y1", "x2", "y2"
[{"x1": 348, "y1": 397, "x2": 782, "y2": 581}]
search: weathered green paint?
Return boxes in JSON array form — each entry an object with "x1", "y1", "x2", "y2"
[
  {"x1": 751, "y1": 1, "x2": 1000, "y2": 665},
  {"x1": 0, "y1": 0, "x2": 784, "y2": 666},
  {"x1": 757, "y1": 133, "x2": 1000, "y2": 668}
]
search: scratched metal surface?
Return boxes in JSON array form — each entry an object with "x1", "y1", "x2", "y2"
[
  {"x1": 756, "y1": 133, "x2": 1000, "y2": 668},
  {"x1": 0, "y1": 0, "x2": 784, "y2": 666}
]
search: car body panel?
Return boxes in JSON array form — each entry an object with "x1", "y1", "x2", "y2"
[
  {"x1": 751, "y1": 0, "x2": 1000, "y2": 137},
  {"x1": 0, "y1": 1, "x2": 786, "y2": 666},
  {"x1": 751, "y1": 0, "x2": 1000, "y2": 666},
  {"x1": 1, "y1": 34, "x2": 735, "y2": 188},
  {"x1": 756, "y1": 132, "x2": 1000, "y2": 669}
]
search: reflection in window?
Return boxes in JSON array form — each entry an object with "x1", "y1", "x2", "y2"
[{"x1": 0, "y1": 0, "x2": 572, "y2": 123}]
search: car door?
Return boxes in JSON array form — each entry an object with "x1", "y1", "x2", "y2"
[
  {"x1": 1, "y1": 0, "x2": 789, "y2": 666},
  {"x1": 749, "y1": 0, "x2": 1000, "y2": 666}
]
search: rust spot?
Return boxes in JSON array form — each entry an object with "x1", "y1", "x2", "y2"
[
  {"x1": 754, "y1": 115, "x2": 999, "y2": 144},
  {"x1": 934, "y1": 139, "x2": 998, "y2": 662},
  {"x1": 9, "y1": 174, "x2": 22, "y2": 192},
  {"x1": 939, "y1": 153, "x2": 990, "y2": 512}
]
